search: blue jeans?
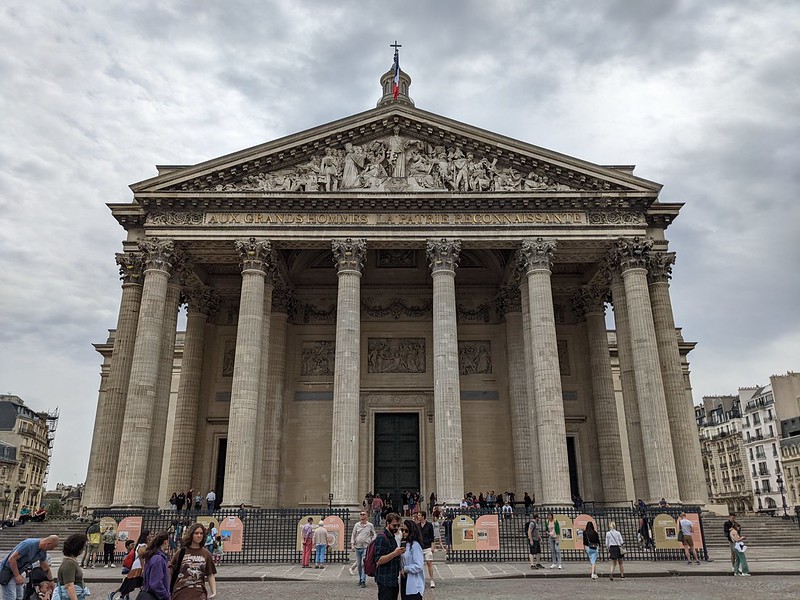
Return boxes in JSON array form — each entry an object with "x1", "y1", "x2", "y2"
[
  {"x1": 373, "y1": 510, "x2": 381, "y2": 527},
  {"x1": 315, "y1": 543, "x2": 327, "y2": 565},
  {"x1": 1, "y1": 581, "x2": 24, "y2": 600},
  {"x1": 356, "y1": 547, "x2": 367, "y2": 583},
  {"x1": 549, "y1": 537, "x2": 561, "y2": 565}
]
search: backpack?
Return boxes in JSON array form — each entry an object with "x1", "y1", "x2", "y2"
[
  {"x1": 523, "y1": 520, "x2": 531, "y2": 536},
  {"x1": 122, "y1": 548, "x2": 136, "y2": 570},
  {"x1": 363, "y1": 532, "x2": 390, "y2": 578}
]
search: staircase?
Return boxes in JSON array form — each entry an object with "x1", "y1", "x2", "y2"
[
  {"x1": 701, "y1": 513, "x2": 800, "y2": 547},
  {"x1": 0, "y1": 520, "x2": 89, "y2": 555}
]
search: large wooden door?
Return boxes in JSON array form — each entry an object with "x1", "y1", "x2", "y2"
[{"x1": 374, "y1": 413, "x2": 420, "y2": 509}]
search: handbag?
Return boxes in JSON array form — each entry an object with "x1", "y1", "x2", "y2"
[
  {"x1": 677, "y1": 529, "x2": 684, "y2": 542},
  {"x1": 734, "y1": 541, "x2": 747, "y2": 553},
  {"x1": 619, "y1": 546, "x2": 626, "y2": 556},
  {"x1": 53, "y1": 584, "x2": 91, "y2": 600}
]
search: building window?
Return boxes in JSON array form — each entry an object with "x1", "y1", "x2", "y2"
[
  {"x1": 749, "y1": 448, "x2": 754, "y2": 461},
  {"x1": 753, "y1": 413, "x2": 761, "y2": 425},
  {"x1": 772, "y1": 443, "x2": 778, "y2": 457},
  {"x1": 769, "y1": 425, "x2": 774, "y2": 437}
]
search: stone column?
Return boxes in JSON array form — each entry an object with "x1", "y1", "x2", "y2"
[
  {"x1": 83, "y1": 252, "x2": 143, "y2": 508},
  {"x1": 329, "y1": 238, "x2": 366, "y2": 507},
  {"x1": 519, "y1": 273, "x2": 544, "y2": 501},
  {"x1": 573, "y1": 287, "x2": 628, "y2": 504},
  {"x1": 606, "y1": 262, "x2": 649, "y2": 501},
  {"x1": 613, "y1": 238, "x2": 679, "y2": 503},
  {"x1": 519, "y1": 238, "x2": 572, "y2": 505},
  {"x1": 648, "y1": 252, "x2": 708, "y2": 505},
  {"x1": 166, "y1": 285, "x2": 220, "y2": 496},
  {"x1": 427, "y1": 238, "x2": 465, "y2": 505},
  {"x1": 113, "y1": 239, "x2": 176, "y2": 507},
  {"x1": 252, "y1": 275, "x2": 276, "y2": 507},
  {"x1": 223, "y1": 238, "x2": 272, "y2": 507},
  {"x1": 145, "y1": 260, "x2": 184, "y2": 507},
  {"x1": 499, "y1": 285, "x2": 535, "y2": 494},
  {"x1": 260, "y1": 288, "x2": 292, "y2": 507}
]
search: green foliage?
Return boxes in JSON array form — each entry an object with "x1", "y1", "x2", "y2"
[{"x1": 45, "y1": 500, "x2": 64, "y2": 517}]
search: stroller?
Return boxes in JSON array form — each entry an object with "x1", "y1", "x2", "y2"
[{"x1": 23, "y1": 566, "x2": 52, "y2": 600}]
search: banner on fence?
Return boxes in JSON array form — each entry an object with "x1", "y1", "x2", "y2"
[
  {"x1": 572, "y1": 514, "x2": 597, "y2": 551},
  {"x1": 652, "y1": 512, "x2": 702, "y2": 550},
  {"x1": 99, "y1": 516, "x2": 118, "y2": 541},
  {"x1": 296, "y1": 515, "x2": 346, "y2": 551},
  {"x1": 452, "y1": 514, "x2": 500, "y2": 551},
  {"x1": 115, "y1": 516, "x2": 142, "y2": 553},
  {"x1": 219, "y1": 516, "x2": 244, "y2": 552}
]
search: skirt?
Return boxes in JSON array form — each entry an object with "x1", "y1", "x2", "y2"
[{"x1": 609, "y1": 545, "x2": 623, "y2": 560}]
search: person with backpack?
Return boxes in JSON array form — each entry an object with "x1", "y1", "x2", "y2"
[
  {"x1": 120, "y1": 540, "x2": 136, "y2": 574},
  {"x1": 140, "y1": 531, "x2": 170, "y2": 600},
  {"x1": 527, "y1": 513, "x2": 543, "y2": 569},
  {"x1": 368, "y1": 513, "x2": 405, "y2": 600},
  {"x1": 109, "y1": 530, "x2": 151, "y2": 600},
  {"x1": 169, "y1": 523, "x2": 217, "y2": 599}
]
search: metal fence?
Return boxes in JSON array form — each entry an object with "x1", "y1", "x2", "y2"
[
  {"x1": 93, "y1": 507, "x2": 352, "y2": 564},
  {"x1": 444, "y1": 505, "x2": 707, "y2": 563}
]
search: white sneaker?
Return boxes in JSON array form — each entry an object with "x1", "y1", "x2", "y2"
[
  {"x1": 348, "y1": 566, "x2": 356, "y2": 576},
  {"x1": 104, "y1": 565, "x2": 109, "y2": 568},
  {"x1": 110, "y1": 564, "x2": 116, "y2": 568},
  {"x1": 549, "y1": 564, "x2": 556, "y2": 569},
  {"x1": 740, "y1": 573, "x2": 751, "y2": 577},
  {"x1": 430, "y1": 581, "x2": 435, "y2": 588},
  {"x1": 557, "y1": 565, "x2": 562, "y2": 570},
  {"x1": 591, "y1": 573, "x2": 598, "y2": 579}
]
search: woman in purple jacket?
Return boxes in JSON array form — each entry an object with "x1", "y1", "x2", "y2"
[{"x1": 141, "y1": 531, "x2": 171, "y2": 600}]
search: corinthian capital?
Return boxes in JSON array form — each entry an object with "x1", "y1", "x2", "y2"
[
  {"x1": 184, "y1": 285, "x2": 221, "y2": 317},
  {"x1": 426, "y1": 238, "x2": 461, "y2": 273},
  {"x1": 610, "y1": 236, "x2": 653, "y2": 272},
  {"x1": 519, "y1": 238, "x2": 557, "y2": 273},
  {"x1": 647, "y1": 251, "x2": 676, "y2": 283},
  {"x1": 115, "y1": 252, "x2": 144, "y2": 284},
  {"x1": 572, "y1": 286, "x2": 609, "y2": 319},
  {"x1": 331, "y1": 238, "x2": 367, "y2": 273},
  {"x1": 235, "y1": 238, "x2": 272, "y2": 272},
  {"x1": 139, "y1": 238, "x2": 176, "y2": 272}
]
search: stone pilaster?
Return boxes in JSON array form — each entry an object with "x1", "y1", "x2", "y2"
[
  {"x1": 612, "y1": 238, "x2": 679, "y2": 503},
  {"x1": 145, "y1": 257, "x2": 185, "y2": 507},
  {"x1": 605, "y1": 262, "x2": 649, "y2": 501},
  {"x1": 573, "y1": 286, "x2": 628, "y2": 504},
  {"x1": 259, "y1": 288, "x2": 292, "y2": 506},
  {"x1": 83, "y1": 252, "x2": 143, "y2": 509},
  {"x1": 330, "y1": 238, "x2": 366, "y2": 507},
  {"x1": 426, "y1": 238, "x2": 465, "y2": 505},
  {"x1": 519, "y1": 281, "x2": 544, "y2": 502},
  {"x1": 166, "y1": 285, "x2": 220, "y2": 497},
  {"x1": 113, "y1": 238, "x2": 175, "y2": 507},
  {"x1": 223, "y1": 238, "x2": 272, "y2": 507},
  {"x1": 648, "y1": 252, "x2": 708, "y2": 504},
  {"x1": 498, "y1": 285, "x2": 535, "y2": 495},
  {"x1": 519, "y1": 238, "x2": 571, "y2": 504}
]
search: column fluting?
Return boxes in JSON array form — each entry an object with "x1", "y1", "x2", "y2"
[
  {"x1": 520, "y1": 238, "x2": 572, "y2": 505},
  {"x1": 613, "y1": 238, "x2": 679, "y2": 503},
  {"x1": 519, "y1": 275, "x2": 544, "y2": 502},
  {"x1": 252, "y1": 276, "x2": 275, "y2": 507},
  {"x1": 83, "y1": 252, "x2": 143, "y2": 508},
  {"x1": 329, "y1": 238, "x2": 366, "y2": 507},
  {"x1": 223, "y1": 238, "x2": 272, "y2": 507},
  {"x1": 427, "y1": 238, "x2": 465, "y2": 505}
]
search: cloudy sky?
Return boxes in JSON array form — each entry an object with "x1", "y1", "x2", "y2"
[{"x1": 1, "y1": 0, "x2": 798, "y2": 487}]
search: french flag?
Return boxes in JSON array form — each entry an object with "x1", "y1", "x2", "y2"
[{"x1": 392, "y1": 50, "x2": 400, "y2": 100}]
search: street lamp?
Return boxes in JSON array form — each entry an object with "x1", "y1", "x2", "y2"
[{"x1": 776, "y1": 471, "x2": 788, "y2": 517}]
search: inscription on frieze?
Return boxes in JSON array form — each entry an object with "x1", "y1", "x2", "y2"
[
  {"x1": 458, "y1": 341, "x2": 492, "y2": 375},
  {"x1": 301, "y1": 341, "x2": 335, "y2": 376},
  {"x1": 367, "y1": 338, "x2": 426, "y2": 374},
  {"x1": 201, "y1": 211, "x2": 587, "y2": 226}
]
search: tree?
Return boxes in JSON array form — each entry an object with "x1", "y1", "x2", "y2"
[{"x1": 45, "y1": 500, "x2": 64, "y2": 517}]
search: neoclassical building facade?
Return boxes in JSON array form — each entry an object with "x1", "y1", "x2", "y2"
[{"x1": 83, "y1": 69, "x2": 707, "y2": 509}]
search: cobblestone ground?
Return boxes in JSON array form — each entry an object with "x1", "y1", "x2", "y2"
[{"x1": 88, "y1": 575, "x2": 800, "y2": 599}]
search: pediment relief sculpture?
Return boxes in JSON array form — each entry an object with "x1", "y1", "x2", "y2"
[{"x1": 177, "y1": 127, "x2": 603, "y2": 194}]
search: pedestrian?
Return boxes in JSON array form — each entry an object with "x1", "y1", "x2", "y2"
[
  {"x1": 176, "y1": 492, "x2": 185, "y2": 514},
  {"x1": 120, "y1": 540, "x2": 135, "y2": 575},
  {"x1": 350, "y1": 509, "x2": 376, "y2": 588},
  {"x1": 418, "y1": 512, "x2": 435, "y2": 589},
  {"x1": 186, "y1": 490, "x2": 193, "y2": 513},
  {"x1": 678, "y1": 512, "x2": 700, "y2": 565},
  {"x1": 372, "y1": 493, "x2": 385, "y2": 527},
  {"x1": 170, "y1": 523, "x2": 218, "y2": 599},
  {"x1": 203, "y1": 523, "x2": 217, "y2": 556},
  {"x1": 0, "y1": 535, "x2": 58, "y2": 600},
  {"x1": 82, "y1": 520, "x2": 101, "y2": 568},
  {"x1": 205, "y1": 491, "x2": 216, "y2": 515},
  {"x1": 527, "y1": 512, "x2": 543, "y2": 569},
  {"x1": 605, "y1": 521, "x2": 625, "y2": 581},
  {"x1": 300, "y1": 517, "x2": 314, "y2": 568},
  {"x1": 729, "y1": 523, "x2": 751, "y2": 576},
  {"x1": 399, "y1": 519, "x2": 424, "y2": 600},
  {"x1": 374, "y1": 513, "x2": 405, "y2": 600},
  {"x1": 109, "y1": 530, "x2": 151, "y2": 600},
  {"x1": 212, "y1": 536, "x2": 223, "y2": 566},
  {"x1": 55, "y1": 533, "x2": 89, "y2": 600},
  {"x1": 523, "y1": 492, "x2": 532, "y2": 517},
  {"x1": 193, "y1": 494, "x2": 202, "y2": 512},
  {"x1": 501, "y1": 503, "x2": 513, "y2": 520},
  {"x1": 428, "y1": 493, "x2": 436, "y2": 514},
  {"x1": 102, "y1": 526, "x2": 118, "y2": 568},
  {"x1": 583, "y1": 521, "x2": 600, "y2": 580},
  {"x1": 313, "y1": 520, "x2": 328, "y2": 569},
  {"x1": 546, "y1": 513, "x2": 562, "y2": 569},
  {"x1": 140, "y1": 531, "x2": 171, "y2": 600},
  {"x1": 723, "y1": 512, "x2": 737, "y2": 573},
  {"x1": 169, "y1": 493, "x2": 178, "y2": 512}
]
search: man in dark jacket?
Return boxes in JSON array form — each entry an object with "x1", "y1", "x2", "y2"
[{"x1": 373, "y1": 513, "x2": 405, "y2": 600}]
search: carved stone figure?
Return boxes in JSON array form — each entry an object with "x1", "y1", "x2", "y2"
[
  {"x1": 367, "y1": 338, "x2": 425, "y2": 373},
  {"x1": 301, "y1": 341, "x2": 335, "y2": 376},
  {"x1": 458, "y1": 341, "x2": 492, "y2": 375},
  {"x1": 222, "y1": 341, "x2": 236, "y2": 377}
]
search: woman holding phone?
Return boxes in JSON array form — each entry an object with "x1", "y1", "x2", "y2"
[{"x1": 399, "y1": 519, "x2": 425, "y2": 599}]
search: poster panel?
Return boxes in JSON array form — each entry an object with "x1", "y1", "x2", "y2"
[
  {"x1": 115, "y1": 516, "x2": 142, "y2": 553},
  {"x1": 553, "y1": 514, "x2": 575, "y2": 550},
  {"x1": 197, "y1": 516, "x2": 221, "y2": 537},
  {"x1": 296, "y1": 515, "x2": 322, "y2": 551},
  {"x1": 572, "y1": 514, "x2": 597, "y2": 551},
  {"x1": 452, "y1": 515, "x2": 477, "y2": 551},
  {"x1": 684, "y1": 513, "x2": 704, "y2": 550},
  {"x1": 474, "y1": 515, "x2": 500, "y2": 551},
  {"x1": 99, "y1": 517, "x2": 118, "y2": 541},
  {"x1": 219, "y1": 516, "x2": 244, "y2": 552},
  {"x1": 653, "y1": 513, "x2": 682, "y2": 549},
  {"x1": 322, "y1": 516, "x2": 346, "y2": 551}
]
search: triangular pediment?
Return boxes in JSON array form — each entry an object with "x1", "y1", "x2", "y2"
[{"x1": 131, "y1": 104, "x2": 661, "y2": 196}]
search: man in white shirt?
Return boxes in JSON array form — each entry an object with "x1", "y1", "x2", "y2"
[
  {"x1": 349, "y1": 510, "x2": 376, "y2": 588},
  {"x1": 679, "y1": 513, "x2": 700, "y2": 565},
  {"x1": 205, "y1": 490, "x2": 216, "y2": 514}
]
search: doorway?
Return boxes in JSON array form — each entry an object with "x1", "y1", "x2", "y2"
[
  {"x1": 566, "y1": 436, "x2": 580, "y2": 498},
  {"x1": 373, "y1": 413, "x2": 420, "y2": 510},
  {"x1": 214, "y1": 438, "x2": 227, "y2": 507}
]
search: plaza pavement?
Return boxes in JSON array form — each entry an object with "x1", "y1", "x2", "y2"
[{"x1": 76, "y1": 546, "x2": 800, "y2": 583}]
